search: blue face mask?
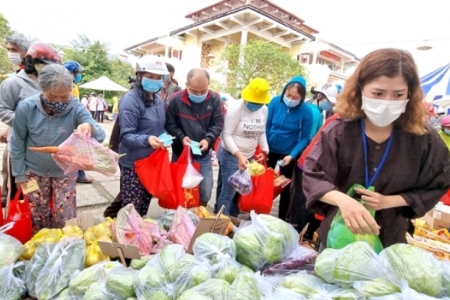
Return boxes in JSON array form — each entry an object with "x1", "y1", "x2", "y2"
[
  {"x1": 189, "y1": 93, "x2": 207, "y2": 103},
  {"x1": 283, "y1": 96, "x2": 300, "y2": 108},
  {"x1": 142, "y1": 77, "x2": 163, "y2": 93},
  {"x1": 74, "y1": 73, "x2": 82, "y2": 83},
  {"x1": 444, "y1": 129, "x2": 450, "y2": 135},
  {"x1": 246, "y1": 102, "x2": 263, "y2": 112}
]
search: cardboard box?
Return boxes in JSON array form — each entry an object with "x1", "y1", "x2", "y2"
[{"x1": 421, "y1": 203, "x2": 450, "y2": 230}]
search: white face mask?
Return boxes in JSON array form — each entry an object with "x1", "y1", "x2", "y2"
[
  {"x1": 8, "y1": 52, "x2": 22, "y2": 65},
  {"x1": 361, "y1": 96, "x2": 409, "y2": 127}
]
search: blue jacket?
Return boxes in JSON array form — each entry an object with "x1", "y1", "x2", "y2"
[
  {"x1": 266, "y1": 76, "x2": 317, "y2": 159},
  {"x1": 119, "y1": 88, "x2": 166, "y2": 168},
  {"x1": 10, "y1": 94, "x2": 105, "y2": 182}
]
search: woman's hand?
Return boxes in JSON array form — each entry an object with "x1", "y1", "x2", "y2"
[
  {"x1": 76, "y1": 123, "x2": 92, "y2": 137},
  {"x1": 236, "y1": 153, "x2": 249, "y2": 171},
  {"x1": 338, "y1": 196, "x2": 380, "y2": 235},
  {"x1": 148, "y1": 135, "x2": 164, "y2": 149},
  {"x1": 281, "y1": 155, "x2": 293, "y2": 166},
  {"x1": 355, "y1": 188, "x2": 388, "y2": 211}
]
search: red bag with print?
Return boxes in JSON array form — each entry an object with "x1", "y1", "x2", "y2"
[
  {"x1": 170, "y1": 146, "x2": 200, "y2": 208},
  {"x1": 238, "y1": 161, "x2": 275, "y2": 214},
  {"x1": 4, "y1": 191, "x2": 32, "y2": 244},
  {"x1": 135, "y1": 148, "x2": 177, "y2": 209}
]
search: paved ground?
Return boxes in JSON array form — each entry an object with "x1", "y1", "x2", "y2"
[{"x1": 0, "y1": 120, "x2": 279, "y2": 220}]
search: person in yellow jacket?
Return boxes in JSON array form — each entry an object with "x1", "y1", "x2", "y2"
[
  {"x1": 112, "y1": 96, "x2": 119, "y2": 122},
  {"x1": 63, "y1": 60, "x2": 94, "y2": 184},
  {"x1": 439, "y1": 116, "x2": 450, "y2": 151}
]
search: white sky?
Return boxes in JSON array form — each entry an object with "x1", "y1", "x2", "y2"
[{"x1": 2, "y1": 0, "x2": 450, "y2": 76}]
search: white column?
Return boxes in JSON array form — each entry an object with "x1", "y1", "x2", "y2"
[
  {"x1": 340, "y1": 62, "x2": 344, "y2": 73},
  {"x1": 239, "y1": 29, "x2": 248, "y2": 66},
  {"x1": 165, "y1": 45, "x2": 169, "y2": 58},
  {"x1": 312, "y1": 51, "x2": 318, "y2": 64}
]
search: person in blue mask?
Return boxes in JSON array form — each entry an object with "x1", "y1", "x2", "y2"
[
  {"x1": 118, "y1": 56, "x2": 168, "y2": 216},
  {"x1": 266, "y1": 76, "x2": 318, "y2": 221},
  {"x1": 166, "y1": 68, "x2": 223, "y2": 208}
]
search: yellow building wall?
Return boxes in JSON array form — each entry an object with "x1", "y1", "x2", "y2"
[{"x1": 288, "y1": 44, "x2": 304, "y2": 58}]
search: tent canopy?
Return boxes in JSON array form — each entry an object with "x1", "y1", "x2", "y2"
[
  {"x1": 421, "y1": 64, "x2": 450, "y2": 99},
  {"x1": 79, "y1": 76, "x2": 128, "y2": 92}
]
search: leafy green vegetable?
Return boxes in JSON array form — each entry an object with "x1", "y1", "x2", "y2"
[
  {"x1": 193, "y1": 233, "x2": 237, "y2": 263},
  {"x1": 354, "y1": 277, "x2": 400, "y2": 297},
  {"x1": 382, "y1": 243, "x2": 443, "y2": 297},
  {"x1": 130, "y1": 256, "x2": 152, "y2": 270},
  {"x1": 233, "y1": 212, "x2": 298, "y2": 271},
  {"x1": 177, "y1": 278, "x2": 230, "y2": 300},
  {"x1": 24, "y1": 242, "x2": 56, "y2": 297},
  {"x1": 229, "y1": 273, "x2": 262, "y2": 300},
  {"x1": 0, "y1": 233, "x2": 23, "y2": 268},
  {"x1": 0, "y1": 262, "x2": 26, "y2": 300},
  {"x1": 69, "y1": 261, "x2": 121, "y2": 296},
  {"x1": 105, "y1": 266, "x2": 136, "y2": 300}
]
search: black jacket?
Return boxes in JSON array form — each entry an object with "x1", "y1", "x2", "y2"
[{"x1": 166, "y1": 89, "x2": 223, "y2": 158}]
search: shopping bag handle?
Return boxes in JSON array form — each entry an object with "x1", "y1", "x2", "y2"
[{"x1": 0, "y1": 222, "x2": 15, "y2": 233}]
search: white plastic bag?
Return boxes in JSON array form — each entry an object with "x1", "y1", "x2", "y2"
[
  {"x1": 182, "y1": 153, "x2": 204, "y2": 189},
  {"x1": 228, "y1": 168, "x2": 252, "y2": 195}
]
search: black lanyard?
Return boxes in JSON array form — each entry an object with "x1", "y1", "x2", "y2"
[{"x1": 361, "y1": 120, "x2": 394, "y2": 188}]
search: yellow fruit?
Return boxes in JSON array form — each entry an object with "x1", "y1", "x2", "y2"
[
  {"x1": 256, "y1": 164, "x2": 266, "y2": 175},
  {"x1": 85, "y1": 242, "x2": 109, "y2": 267},
  {"x1": 84, "y1": 230, "x2": 96, "y2": 245},
  {"x1": 91, "y1": 223, "x2": 112, "y2": 239},
  {"x1": 21, "y1": 241, "x2": 38, "y2": 260}
]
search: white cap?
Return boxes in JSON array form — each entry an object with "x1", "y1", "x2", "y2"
[
  {"x1": 314, "y1": 82, "x2": 338, "y2": 103},
  {"x1": 135, "y1": 56, "x2": 169, "y2": 75}
]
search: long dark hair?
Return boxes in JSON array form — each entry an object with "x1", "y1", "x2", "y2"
[{"x1": 23, "y1": 56, "x2": 41, "y2": 75}]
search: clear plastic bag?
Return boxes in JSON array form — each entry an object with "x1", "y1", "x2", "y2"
[
  {"x1": 193, "y1": 232, "x2": 237, "y2": 263},
  {"x1": 211, "y1": 257, "x2": 250, "y2": 284},
  {"x1": 353, "y1": 278, "x2": 400, "y2": 298},
  {"x1": 171, "y1": 257, "x2": 213, "y2": 298},
  {"x1": 379, "y1": 243, "x2": 443, "y2": 297},
  {"x1": 442, "y1": 260, "x2": 450, "y2": 297},
  {"x1": 0, "y1": 262, "x2": 27, "y2": 300},
  {"x1": 182, "y1": 153, "x2": 204, "y2": 189},
  {"x1": 271, "y1": 286, "x2": 308, "y2": 300},
  {"x1": 83, "y1": 282, "x2": 117, "y2": 300},
  {"x1": 35, "y1": 238, "x2": 85, "y2": 300},
  {"x1": 233, "y1": 211, "x2": 299, "y2": 271},
  {"x1": 52, "y1": 132, "x2": 120, "y2": 176},
  {"x1": 134, "y1": 245, "x2": 185, "y2": 300},
  {"x1": 167, "y1": 206, "x2": 197, "y2": 251},
  {"x1": 104, "y1": 265, "x2": 137, "y2": 300},
  {"x1": 69, "y1": 261, "x2": 122, "y2": 297},
  {"x1": 24, "y1": 242, "x2": 56, "y2": 297},
  {"x1": 314, "y1": 241, "x2": 385, "y2": 287},
  {"x1": 261, "y1": 245, "x2": 318, "y2": 276},
  {"x1": 177, "y1": 278, "x2": 230, "y2": 300},
  {"x1": 228, "y1": 168, "x2": 253, "y2": 195},
  {"x1": 400, "y1": 280, "x2": 450, "y2": 300},
  {"x1": 158, "y1": 209, "x2": 199, "y2": 231},
  {"x1": 281, "y1": 271, "x2": 364, "y2": 300},
  {"x1": 114, "y1": 204, "x2": 156, "y2": 256},
  {"x1": 0, "y1": 224, "x2": 24, "y2": 268},
  {"x1": 229, "y1": 272, "x2": 263, "y2": 299}
]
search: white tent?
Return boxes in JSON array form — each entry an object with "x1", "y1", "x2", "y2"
[{"x1": 79, "y1": 76, "x2": 128, "y2": 92}]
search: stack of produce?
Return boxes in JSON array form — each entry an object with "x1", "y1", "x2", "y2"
[
  {"x1": 192, "y1": 206, "x2": 234, "y2": 236},
  {"x1": 84, "y1": 219, "x2": 114, "y2": 267}
]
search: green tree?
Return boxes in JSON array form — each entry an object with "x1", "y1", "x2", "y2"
[
  {"x1": 58, "y1": 35, "x2": 134, "y2": 101},
  {"x1": 0, "y1": 13, "x2": 15, "y2": 76},
  {"x1": 212, "y1": 39, "x2": 307, "y2": 98}
]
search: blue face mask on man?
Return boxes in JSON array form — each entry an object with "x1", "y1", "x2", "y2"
[
  {"x1": 142, "y1": 77, "x2": 163, "y2": 93},
  {"x1": 444, "y1": 128, "x2": 450, "y2": 135},
  {"x1": 189, "y1": 92, "x2": 208, "y2": 103},
  {"x1": 283, "y1": 96, "x2": 300, "y2": 108},
  {"x1": 74, "y1": 73, "x2": 82, "y2": 83},
  {"x1": 246, "y1": 102, "x2": 263, "y2": 112}
]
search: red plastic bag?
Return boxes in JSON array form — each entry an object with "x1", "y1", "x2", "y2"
[
  {"x1": 441, "y1": 189, "x2": 450, "y2": 206},
  {"x1": 0, "y1": 186, "x2": 3, "y2": 227},
  {"x1": 4, "y1": 191, "x2": 32, "y2": 244},
  {"x1": 135, "y1": 148, "x2": 177, "y2": 209},
  {"x1": 239, "y1": 168, "x2": 275, "y2": 214},
  {"x1": 170, "y1": 146, "x2": 200, "y2": 209}
]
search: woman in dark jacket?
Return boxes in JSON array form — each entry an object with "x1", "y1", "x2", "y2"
[{"x1": 118, "y1": 56, "x2": 169, "y2": 216}]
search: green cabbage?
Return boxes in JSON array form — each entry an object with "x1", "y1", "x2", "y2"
[
  {"x1": 0, "y1": 262, "x2": 26, "y2": 300},
  {"x1": 105, "y1": 267, "x2": 136, "y2": 300},
  {"x1": 193, "y1": 233, "x2": 236, "y2": 263},
  {"x1": 69, "y1": 261, "x2": 121, "y2": 296},
  {"x1": 24, "y1": 242, "x2": 56, "y2": 297},
  {"x1": 315, "y1": 242, "x2": 385, "y2": 286},
  {"x1": 229, "y1": 273, "x2": 262, "y2": 300},
  {"x1": 382, "y1": 243, "x2": 442, "y2": 297},
  {"x1": 0, "y1": 233, "x2": 23, "y2": 268},
  {"x1": 159, "y1": 244, "x2": 186, "y2": 270},
  {"x1": 130, "y1": 256, "x2": 152, "y2": 270},
  {"x1": 83, "y1": 282, "x2": 115, "y2": 300},
  {"x1": 353, "y1": 277, "x2": 400, "y2": 297},
  {"x1": 233, "y1": 212, "x2": 298, "y2": 271},
  {"x1": 177, "y1": 278, "x2": 230, "y2": 300}
]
